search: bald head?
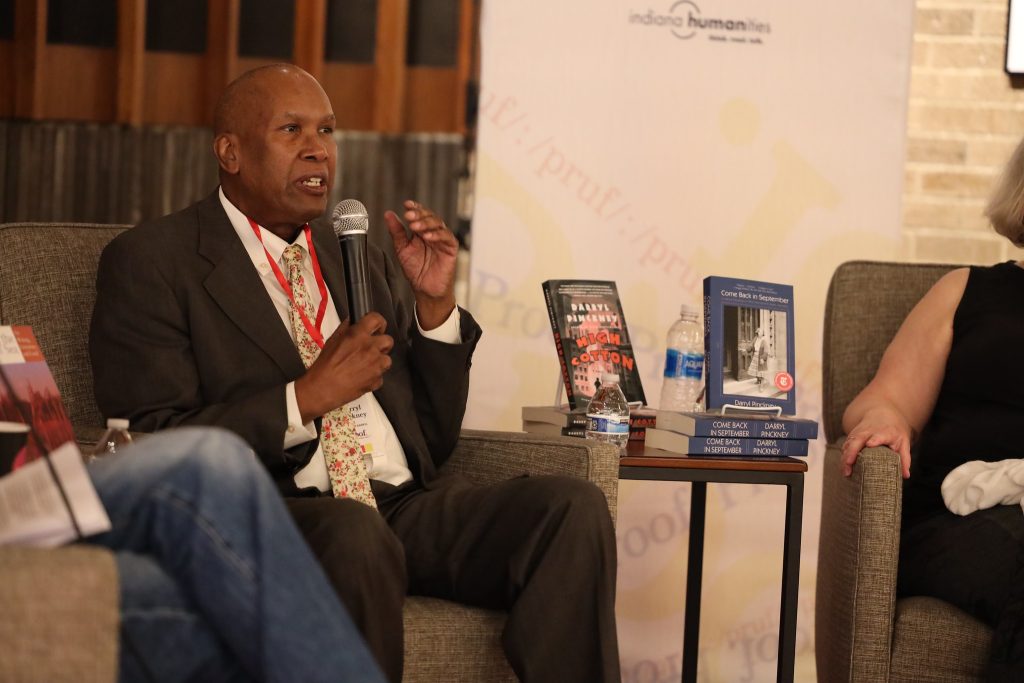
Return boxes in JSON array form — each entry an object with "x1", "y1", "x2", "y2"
[
  {"x1": 211, "y1": 63, "x2": 337, "y2": 240},
  {"x1": 214, "y1": 63, "x2": 320, "y2": 136}
]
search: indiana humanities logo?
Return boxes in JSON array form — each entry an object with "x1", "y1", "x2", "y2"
[{"x1": 628, "y1": 1, "x2": 772, "y2": 44}]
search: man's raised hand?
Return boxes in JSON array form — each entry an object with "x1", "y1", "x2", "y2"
[{"x1": 384, "y1": 200, "x2": 458, "y2": 330}]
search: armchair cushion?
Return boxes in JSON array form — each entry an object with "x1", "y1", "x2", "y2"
[
  {"x1": 0, "y1": 222, "x2": 129, "y2": 432},
  {"x1": 890, "y1": 597, "x2": 990, "y2": 683},
  {"x1": 443, "y1": 429, "x2": 619, "y2": 519},
  {"x1": 0, "y1": 546, "x2": 119, "y2": 682}
]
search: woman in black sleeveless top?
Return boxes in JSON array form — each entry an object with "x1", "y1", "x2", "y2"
[{"x1": 843, "y1": 137, "x2": 1024, "y2": 681}]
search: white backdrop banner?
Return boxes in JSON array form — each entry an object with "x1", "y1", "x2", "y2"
[{"x1": 468, "y1": 1, "x2": 913, "y2": 680}]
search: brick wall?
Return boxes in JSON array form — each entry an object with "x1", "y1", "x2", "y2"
[{"x1": 904, "y1": 0, "x2": 1024, "y2": 263}]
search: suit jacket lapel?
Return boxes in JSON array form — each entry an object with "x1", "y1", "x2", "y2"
[{"x1": 196, "y1": 193, "x2": 305, "y2": 379}]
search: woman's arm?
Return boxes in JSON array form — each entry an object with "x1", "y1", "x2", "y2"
[{"x1": 840, "y1": 268, "x2": 970, "y2": 478}]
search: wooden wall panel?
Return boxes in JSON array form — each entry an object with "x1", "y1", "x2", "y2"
[
  {"x1": 236, "y1": 56, "x2": 279, "y2": 77},
  {"x1": 41, "y1": 46, "x2": 116, "y2": 121},
  {"x1": 373, "y1": 0, "x2": 408, "y2": 133},
  {"x1": 115, "y1": 0, "x2": 144, "y2": 124},
  {"x1": 143, "y1": 53, "x2": 207, "y2": 126},
  {"x1": 293, "y1": 0, "x2": 326, "y2": 81},
  {"x1": 5, "y1": 0, "x2": 476, "y2": 132},
  {"x1": 0, "y1": 41, "x2": 14, "y2": 117},
  {"x1": 13, "y1": 0, "x2": 45, "y2": 119},
  {"x1": 405, "y1": 67, "x2": 458, "y2": 132},
  {"x1": 322, "y1": 62, "x2": 376, "y2": 130},
  {"x1": 206, "y1": 0, "x2": 240, "y2": 121}
]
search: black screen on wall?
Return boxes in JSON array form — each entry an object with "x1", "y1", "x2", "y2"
[
  {"x1": 238, "y1": 0, "x2": 294, "y2": 60},
  {"x1": 46, "y1": 0, "x2": 117, "y2": 47},
  {"x1": 407, "y1": 0, "x2": 459, "y2": 67},
  {"x1": 146, "y1": 0, "x2": 207, "y2": 53},
  {"x1": 324, "y1": 0, "x2": 377, "y2": 63}
]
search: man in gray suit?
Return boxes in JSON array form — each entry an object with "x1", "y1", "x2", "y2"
[{"x1": 90, "y1": 64, "x2": 619, "y2": 683}]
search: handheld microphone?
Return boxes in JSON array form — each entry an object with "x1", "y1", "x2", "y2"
[{"x1": 331, "y1": 199, "x2": 372, "y2": 323}]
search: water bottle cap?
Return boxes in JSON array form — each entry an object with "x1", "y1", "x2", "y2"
[
  {"x1": 107, "y1": 418, "x2": 130, "y2": 430},
  {"x1": 600, "y1": 372, "x2": 620, "y2": 385},
  {"x1": 679, "y1": 303, "x2": 699, "y2": 318}
]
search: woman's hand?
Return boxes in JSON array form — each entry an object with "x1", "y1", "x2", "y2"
[{"x1": 841, "y1": 405, "x2": 913, "y2": 479}]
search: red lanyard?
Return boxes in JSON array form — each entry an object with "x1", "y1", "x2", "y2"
[{"x1": 247, "y1": 218, "x2": 329, "y2": 348}]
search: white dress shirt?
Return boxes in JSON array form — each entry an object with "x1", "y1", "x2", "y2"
[{"x1": 218, "y1": 188, "x2": 461, "y2": 490}]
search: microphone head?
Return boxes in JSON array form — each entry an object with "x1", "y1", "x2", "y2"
[{"x1": 331, "y1": 199, "x2": 369, "y2": 237}]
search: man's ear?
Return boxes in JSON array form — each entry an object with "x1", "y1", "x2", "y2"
[{"x1": 213, "y1": 133, "x2": 240, "y2": 174}]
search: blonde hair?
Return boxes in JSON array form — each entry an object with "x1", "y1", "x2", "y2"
[{"x1": 985, "y1": 136, "x2": 1024, "y2": 246}]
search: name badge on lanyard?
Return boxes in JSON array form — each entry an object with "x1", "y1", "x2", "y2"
[{"x1": 344, "y1": 396, "x2": 384, "y2": 473}]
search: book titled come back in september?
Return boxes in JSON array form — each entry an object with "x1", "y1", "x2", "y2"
[
  {"x1": 704, "y1": 276, "x2": 796, "y2": 415},
  {"x1": 541, "y1": 280, "x2": 647, "y2": 411}
]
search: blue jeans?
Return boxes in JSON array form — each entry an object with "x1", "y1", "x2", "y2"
[{"x1": 84, "y1": 427, "x2": 385, "y2": 683}]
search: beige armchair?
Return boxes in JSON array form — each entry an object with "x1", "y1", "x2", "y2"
[
  {"x1": 0, "y1": 221, "x2": 620, "y2": 682},
  {"x1": 817, "y1": 260, "x2": 992, "y2": 683}
]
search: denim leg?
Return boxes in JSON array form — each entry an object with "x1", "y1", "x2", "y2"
[
  {"x1": 116, "y1": 552, "x2": 251, "y2": 683},
  {"x1": 86, "y1": 427, "x2": 385, "y2": 683}
]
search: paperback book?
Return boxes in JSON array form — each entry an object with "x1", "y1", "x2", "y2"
[
  {"x1": 521, "y1": 404, "x2": 589, "y2": 428},
  {"x1": 522, "y1": 422, "x2": 588, "y2": 439},
  {"x1": 0, "y1": 326, "x2": 75, "y2": 472},
  {"x1": 655, "y1": 410, "x2": 818, "y2": 440},
  {"x1": 703, "y1": 276, "x2": 796, "y2": 415},
  {"x1": 523, "y1": 407, "x2": 655, "y2": 443},
  {"x1": 644, "y1": 428, "x2": 808, "y2": 457},
  {"x1": 0, "y1": 325, "x2": 111, "y2": 547},
  {"x1": 522, "y1": 404, "x2": 655, "y2": 427},
  {"x1": 542, "y1": 280, "x2": 646, "y2": 411}
]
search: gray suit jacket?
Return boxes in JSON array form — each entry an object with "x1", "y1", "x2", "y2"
[{"x1": 89, "y1": 192, "x2": 481, "y2": 494}]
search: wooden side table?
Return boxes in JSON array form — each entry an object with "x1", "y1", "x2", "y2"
[{"x1": 619, "y1": 449, "x2": 807, "y2": 683}]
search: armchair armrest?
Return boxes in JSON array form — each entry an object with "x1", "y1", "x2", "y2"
[
  {"x1": 0, "y1": 545, "x2": 119, "y2": 682},
  {"x1": 442, "y1": 430, "x2": 619, "y2": 519},
  {"x1": 816, "y1": 442, "x2": 903, "y2": 683}
]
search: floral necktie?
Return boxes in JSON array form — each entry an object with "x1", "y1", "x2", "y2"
[{"x1": 282, "y1": 244, "x2": 376, "y2": 508}]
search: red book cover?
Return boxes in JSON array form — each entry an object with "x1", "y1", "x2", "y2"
[
  {"x1": 0, "y1": 326, "x2": 76, "y2": 471},
  {"x1": 541, "y1": 280, "x2": 647, "y2": 411}
]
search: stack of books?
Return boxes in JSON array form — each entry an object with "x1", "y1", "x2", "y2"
[
  {"x1": 521, "y1": 405, "x2": 657, "y2": 446},
  {"x1": 645, "y1": 410, "x2": 818, "y2": 457}
]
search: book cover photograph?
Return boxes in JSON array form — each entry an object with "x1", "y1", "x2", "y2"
[
  {"x1": 541, "y1": 280, "x2": 646, "y2": 410},
  {"x1": 0, "y1": 326, "x2": 75, "y2": 471},
  {"x1": 703, "y1": 276, "x2": 796, "y2": 415}
]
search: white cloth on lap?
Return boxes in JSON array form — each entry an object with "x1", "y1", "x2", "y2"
[{"x1": 941, "y1": 459, "x2": 1024, "y2": 516}]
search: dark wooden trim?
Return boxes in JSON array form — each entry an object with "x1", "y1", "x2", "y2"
[
  {"x1": 13, "y1": 0, "x2": 45, "y2": 119},
  {"x1": 454, "y1": 0, "x2": 477, "y2": 133},
  {"x1": 206, "y1": 0, "x2": 240, "y2": 126},
  {"x1": 293, "y1": 0, "x2": 326, "y2": 81},
  {"x1": 116, "y1": 0, "x2": 146, "y2": 125},
  {"x1": 373, "y1": 0, "x2": 409, "y2": 133}
]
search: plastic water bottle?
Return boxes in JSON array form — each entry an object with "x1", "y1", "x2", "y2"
[
  {"x1": 659, "y1": 304, "x2": 704, "y2": 413},
  {"x1": 88, "y1": 418, "x2": 133, "y2": 461},
  {"x1": 585, "y1": 372, "x2": 630, "y2": 455}
]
